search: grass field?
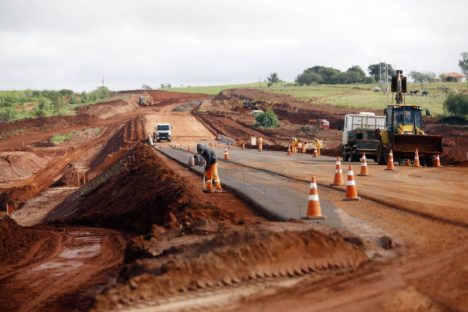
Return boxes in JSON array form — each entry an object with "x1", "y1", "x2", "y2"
[
  {"x1": 170, "y1": 82, "x2": 261, "y2": 95},
  {"x1": 264, "y1": 83, "x2": 468, "y2": 115},
  {"x1": 172, "y1": 81, "x2": 468, "y2": 116}
]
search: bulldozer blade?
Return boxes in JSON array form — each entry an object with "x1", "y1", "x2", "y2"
[{"x1": 393, "y1": 134, "x2": 443, "y2": 154}]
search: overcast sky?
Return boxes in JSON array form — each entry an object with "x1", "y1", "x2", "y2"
[{"x1": 0, "y1": 0, "x2": 467, "y2": 91}]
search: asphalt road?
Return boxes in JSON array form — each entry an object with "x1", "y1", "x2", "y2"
[{"x1": 155, "y1": 145, "x2": 342, "y2": 227}]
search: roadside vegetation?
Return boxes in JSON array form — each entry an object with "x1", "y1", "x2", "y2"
[
  {"x1": 0, "y1": 86, "x2": 111, "y2": 122},
  {"x1": 49, "y1": 127, "x2": 102, "y2": 145},
  {"x1": 255, "y1": 109, "x2": 280, "y2": 128}
]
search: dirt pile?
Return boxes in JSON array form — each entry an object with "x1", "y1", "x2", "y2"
[
  {"x1": 0, "y1": 216, "x2": 41, "y2": 266},
  {"x1": 426, "y1": 123, "x2": 468, "y2": 165},
  {"x1": 0, "y1": 151, "x2": 48, "y2": 182},
  {"x1": 146, "y1": 90, "x2": 208, "y2": 106},
  {"x1": 49, "y1": 144, "x2": 242, "y2": 232},
  {"x1": 93, "y1": 226, "x2": 367, "y2": 311},
  {"x1": 77, "y1": 99, "x2": 137, "y2": 119}
]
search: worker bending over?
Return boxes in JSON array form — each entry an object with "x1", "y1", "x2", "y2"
[{"x1": 197, "y1": 144, "x2": 223, "y2": 193}]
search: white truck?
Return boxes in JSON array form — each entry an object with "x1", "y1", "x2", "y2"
[
  {"x1": 153, "y1": 123, "x2": 172, "y2": 142},
  {"x1": 342, "y1": 112, "x2": 386, "y2": 162}
]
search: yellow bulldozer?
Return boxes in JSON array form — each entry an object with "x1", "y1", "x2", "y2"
[{"x1": 377, "y1": 70, "x2": 443, "y2": 166}]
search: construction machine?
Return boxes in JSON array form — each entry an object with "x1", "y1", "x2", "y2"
[{"x1": 377, "y1": 70, "x2": 443, "y2": 166}]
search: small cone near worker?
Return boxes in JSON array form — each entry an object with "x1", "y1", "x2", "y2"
[
  {"x1": 224, "y1": 146, "x2": 230, "y2": 160},
  {"x1": 332, "y1": 157, "x2": 345, "y2": 186},
  {"x1": 344, "y1": 166, "x2": 360, "y2": 200},
  {"x1": 434, "y1": 154, "x2": 441, "y2": 167},
  {"x1": 197, "y1": 144, "x2": 223, "y2": 193},
  {"x1": 304, "y1": 176, "x2": 325, "y2": 219},
  {"x1": 359, "y1": 153, "x2": 368, "y2": 176},
  {"x1": 413, "y1": 149, "x2": 421, "y2": 167},
  {"x1": 385, "y1": 150, "x2": 395, "y2": 170}
]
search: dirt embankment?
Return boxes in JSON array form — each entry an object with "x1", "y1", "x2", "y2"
[
  {"x1": 0, "y1": 217, "x2": 42, "y2": 267},
  {"x1": 426, "y1": 123, "x2": 468, "y2": 165},
  {"x1": 87, "y1": 115, "x2": 147, "y2": 177},
  {"x1": 77, "y1": 99, "x2": 138, "y2": 119},
  {"x1": 196, "y1": 89, "x2": 351, "y2": 153},
  {"x1": 0, "y1": 114, "x2": 99, "y2": 141},
  {"x1": 47, "y1": 144, "x2": 243, "y2": 232}
]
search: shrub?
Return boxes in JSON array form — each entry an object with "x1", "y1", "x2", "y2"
[
  {"x1": 443, "y1": 93, "x2": 468, "y2": 118},
  {"x1": 255, "y1": 109, "x2": 280, "y2": 128}
]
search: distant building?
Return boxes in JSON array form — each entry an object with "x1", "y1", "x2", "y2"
[{"x1": 440, "y1": 72, "x2": 466, "y2": 82}]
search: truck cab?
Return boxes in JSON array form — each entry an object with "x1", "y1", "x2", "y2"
[
  {"x1": 342, "y1": 112, "x2": 386, "y2": 161},
  {"x1": 154, "y1": 123, "x2": 172, "y2": 142}
]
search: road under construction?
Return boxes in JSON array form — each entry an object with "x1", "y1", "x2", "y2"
[{"x1": 0, "y1": 90, "x2": 467, "y2": 312}]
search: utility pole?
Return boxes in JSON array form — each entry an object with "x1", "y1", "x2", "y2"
[{"x1": 102, "y1": 76, "x2": 105, "y2": 87}]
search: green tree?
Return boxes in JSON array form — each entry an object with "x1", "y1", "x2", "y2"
[
  {"x1": 459, "y1": 52, "x2": 468, "y2": 79},
  {"x1": 409, "y1": 71, "x2": 436, "y2": 89},
  {"x1": 95, "y1": 86, "x2": 110, "y2": 99},
  {"x1": 267, "y1": 73, "x2": 280, "y2": 86},
  {"x1": 338, "y1": 66, "x2": 367, "y2": 84},
  {"x1": 443, "y1": 93, "x2": 468, "y2": 117},
  {"x1": 296, "y1": 72, "x2": 322, "y2": 85},
  {"x1": 81, "y1": 91, "x2": 88, "y2": 103},
  {"x1": 368, "y1": 63, "x2": 395, "y2": 82},
  {"x1": 255, "y1": 109, "x2": 280, "y2": 128}
]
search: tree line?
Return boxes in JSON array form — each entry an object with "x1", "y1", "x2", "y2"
[{"x1": 0, "y1": 86, "x2": 110, "y2": 121}]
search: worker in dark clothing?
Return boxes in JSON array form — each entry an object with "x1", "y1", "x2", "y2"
[{"x1": 197, "y1": 143, "x2": 223, "y2": 193}]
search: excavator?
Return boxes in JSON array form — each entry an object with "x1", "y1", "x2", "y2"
[{"x1": 377, "y1": 70, "x2": 443, "y2": 166}]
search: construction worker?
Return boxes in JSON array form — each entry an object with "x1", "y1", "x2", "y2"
[
  {"x1": 301, "y1": 141, "x2": 308, "y2": 153},
  {"x1": 197, "y1": 144, "x2": 223, "y2": 193}
]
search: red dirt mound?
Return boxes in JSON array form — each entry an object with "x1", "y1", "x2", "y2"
[
  {"x1": 0, "y1": 151, "x2": 48, "y2": 182},
  {"x1": 93, "y1": 226, "x2": 368, "y2": 311},
  {"x1": 47, "y1": 144, "x2": 242, "y2": 232},
  {"x1": 146, "y1": 90, "x2": 208, "y2": 106},
  {"x1": 0, "y1": 216, "x2": 41, "y2": 265}
]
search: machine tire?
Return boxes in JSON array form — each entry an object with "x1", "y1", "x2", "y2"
[{"x1": 377, "y1": 143, "x2": 387, "y2": 165}]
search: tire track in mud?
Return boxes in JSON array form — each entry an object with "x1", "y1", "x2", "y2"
[{"x1": 0, "y1": 227, "x2": 126, "y2": 312}]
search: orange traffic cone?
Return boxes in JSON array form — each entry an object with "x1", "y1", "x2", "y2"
[
  {"x1": 413, "y1": 149, "x2": 420, "y2": 167},
  {"x1": 385, "y1": 150, "x2": 395, "y2": 170},
  {"x1": 332, "y1": 157, "x2": 345, "y2": 186},
  {"x1": 242, "y1": 142, "x2": 245, "y2": 150},
  {"x1": 224, "y1": 147, "x2": 230, "y2": 160},
  {"x1": 359, "y1": 153, "x2": 368, "y2": 176},
  {"x1": 303, "y1": 176, "x2": 325, "y2": 219},
  {"x1": 313, "y1": 148, "x2": 318, "y2": 157},
  {"x1": 287, "y1": 146, "x2": 291, "y2": 156},
  {"x1": 434, "y1": 155, "x2": 441, "y2": 167},
  {"x1": 405, "y1": 159, "x2": 410, "y2": 166},
  {"x1": 187, "y1": 155, "x2": 195, "y2": 167},
  {"x1": 344, "y1": 166, "x2": 360, "y2": 201}
]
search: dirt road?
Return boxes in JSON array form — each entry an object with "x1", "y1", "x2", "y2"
[
  {"x1": 144, "y1": 102, "x2": 214, "y2": 144},
  {"x1": 212, "y1": 147, "x2": 468, "y2": 227}
]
